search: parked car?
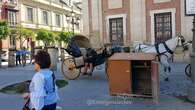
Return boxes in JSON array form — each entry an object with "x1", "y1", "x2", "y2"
[{"x1": 1, "y1": 50, "x2": 8, "y2": 62}]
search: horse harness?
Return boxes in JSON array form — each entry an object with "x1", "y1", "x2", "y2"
[
  {"x1": 138, "y1": 44, "x2": 148, "y2": 52},
  {"x1": 155, "y1": 42, "x2": 174, "y2": 61}
]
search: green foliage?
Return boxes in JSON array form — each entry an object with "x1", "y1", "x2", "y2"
[
  {"x1": 48, "y1": 31, "x2": 55, "y2": 44},
  {"x1": 20, "y1": 28, "x2": 35, "y2": 39},
  {"x1": 14, "y1": 26, "x2": 35, "y2": 40},
  {"x1": 10, "y1": 28, "x2": 18, "y2": 34},
  {"x1": 36, "y1": 29, "x2": 55, "y2": 46},
  {"x1": 58, "y1": 31, "x2": 74, "y2": 44},
  {"x1": 13, "y1": 26, "x2": 35, "y2": 48},
  {"x1": 0, "y1": 80, "x2": 68, "y2": 94},
  {"x1": 0, "y1": 21, "x2": 10, "y2": 40},
  {"x1": 56, "y1": 80, "x2": 68, "y2": 88}
]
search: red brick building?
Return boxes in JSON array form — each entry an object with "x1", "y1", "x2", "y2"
[
  {"x1": 0, "y1": 0, "x2": 19, "y2": 49},
  {"x1": 82, "y1": 0, "x2": 193, "y2": 47}
]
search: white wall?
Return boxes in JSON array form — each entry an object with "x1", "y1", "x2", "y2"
[
  {"x1": 181, "y1": 0, "x2": 193, "y2": 41},
  {"x1": 82, "y1": 0, "x2": 90, "y2": 35},
  {"x1": 91, "y1": 0, "x2": 99, "y2": 31},
  {"x1": 19, "y1": 0, "x2": 81, "y2": 32},
  {"x1": 108, "y1": 0, "x2": 122, "y2": 9},
  {"x1": 130, "y1": 0, "x2": 146, "y2": 43},
  {"x1": 20, "y1": 4, "x2": 25, "y2": 22}
]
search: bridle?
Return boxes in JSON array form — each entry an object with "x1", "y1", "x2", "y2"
[{"x1": 177, "y1": 34, "x2": 186, "y2": 47}]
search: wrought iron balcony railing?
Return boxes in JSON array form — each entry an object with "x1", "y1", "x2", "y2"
[{"x1": 0, "y1": 0, "x2": 17, "y2": 6}]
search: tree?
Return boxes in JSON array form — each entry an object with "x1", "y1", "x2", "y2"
[
  {"x1": 0, "y1": 20, "x2": 9, "y2": 40},
  {"x1": 14, "y1": 26, "x2": 35, "y2": 49},
  {"x1": 0, "y1": 21, "x2": 10, "y2": 67},
  {"x1": 58, "y1": 31, "x2": 74, "y2": 47},
  {"x1": 36, "y1": 29, "x2": 55, "y2": 47},
  {"x1": 56, "y1": 31, "x2": 73, "y2": 60}
]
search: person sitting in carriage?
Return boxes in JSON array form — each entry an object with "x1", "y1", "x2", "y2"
[
  {"x1": 82, "y1": 48, "x2": 97, "y2": 76},
  {"x1": 66, "y1": 36, "x2": 109, "y2": 76}
]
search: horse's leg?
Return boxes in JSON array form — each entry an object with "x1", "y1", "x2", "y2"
[
  {"x1": 160, "y1": 55, "x2": 170, "y2": 81},
  {"x1": 168, "y1": 66, "x2": 171, "y2": 73},
  {"x1": 167, "y1": 56, "x2": 172, "y2": 73}
]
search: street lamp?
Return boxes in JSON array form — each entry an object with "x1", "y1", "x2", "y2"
[
  {"x1": 66, "y1": 6, "x2": 80, "y2": 34},
  {"x1": 71, "y1": 9, "x2": 75, "y2": 34},
  {"x1": 187, "y1": 15, "x2": 195, "y2": 103},
  {"x1": 185, "y1": 0, "x2": 195, "y2": 102}
]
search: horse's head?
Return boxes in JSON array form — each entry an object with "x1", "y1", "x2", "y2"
[{"x1": 177, "y1": 33, "x2": 186, "y2": 47}]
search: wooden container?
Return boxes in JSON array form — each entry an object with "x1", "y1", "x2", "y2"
[{"x1": 107, "y1": 53, "x2": 159, "y2": 102}]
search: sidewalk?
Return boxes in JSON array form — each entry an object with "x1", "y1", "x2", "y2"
[{"x1": 0, "y1": 62, "x2": 195, "y2": 110}]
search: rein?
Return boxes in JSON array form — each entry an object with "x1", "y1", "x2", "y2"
[{"x1": 163, "y1": 42, "x2": 174, "y2": 54}]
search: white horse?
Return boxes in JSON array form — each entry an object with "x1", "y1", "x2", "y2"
[{"x1": 133, "y1": 35, "x2": 185, "y2": 81}]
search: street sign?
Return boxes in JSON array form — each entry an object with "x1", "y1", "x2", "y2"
[{"x1": 185, "y1": 0, "x2": 195, "y2": 15}]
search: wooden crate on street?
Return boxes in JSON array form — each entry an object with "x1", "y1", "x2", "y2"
[{"x1": 107, "y1": 53, "x2": 159, "y2": 103}]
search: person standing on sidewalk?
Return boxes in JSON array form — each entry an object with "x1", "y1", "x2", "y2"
[
  {"x1": 23, "y1": 50, "x2": 59, "y2": 110},
  {"x1": 15, "y1": 49, "x2": 21, "y2": 66}
]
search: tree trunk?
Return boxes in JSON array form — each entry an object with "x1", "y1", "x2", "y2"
[
  {"x1": 20, "y1": 36, "x2": 22, "y2": 49},
  {"x1": 60, "y1": 42, "x2": 65, "y2": 61},
  {"x1": 0, "y1": 40, "x2": 3, "y2": 68},
  {"x1": 0, "y1": 40, "x2": 2, "y2": 68},
  {"x1": 21, "y1": 39, "x2": 26, "y2": 49}
]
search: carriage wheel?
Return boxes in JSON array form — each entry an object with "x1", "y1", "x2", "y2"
[{"x1": 61, "y1": 58, "x2": 80, "y2": 80}]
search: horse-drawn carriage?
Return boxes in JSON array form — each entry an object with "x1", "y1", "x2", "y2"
[
  {"x1": 60, "y1": 35, "x2": 119, "y2": 80},
  {"x1": 61, "y1": 34, "x2": 191, "y2": 81}
]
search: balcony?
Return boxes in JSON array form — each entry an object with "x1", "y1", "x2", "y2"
[{"x1": 0, "y1": 0, "x2": 18, "y2": 8}]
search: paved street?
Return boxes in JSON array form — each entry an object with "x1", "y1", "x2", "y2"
[{"x1": 0, "y1": 62, "x2": 195, "y2": 110}]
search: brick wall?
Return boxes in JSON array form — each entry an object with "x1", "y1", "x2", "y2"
[
  {"x1": 101, "y1": 0, "x2": 131, "y2": 45},
  {"x1": 146, "y1": 0, "x2": 181, "y2": 42}
]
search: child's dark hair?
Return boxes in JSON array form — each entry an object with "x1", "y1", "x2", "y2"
[{"x1": 35, "y1": 50, "x2": 51, "y2": 69}]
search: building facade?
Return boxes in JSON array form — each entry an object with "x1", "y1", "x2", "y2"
[
  {"x1": 1, "y1": 0, "x2": 82, "y2": 49},
  {"x1": 0, "y1": 0, "x2": 19, "y2": 49},
  {"x1": 82, "y1": 0, "x2": 194, "y2": 47},
  {"x1": 19, "y1": 0, "x2": 81, "y2": 33}
]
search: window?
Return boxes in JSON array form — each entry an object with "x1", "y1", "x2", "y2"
[
  {"x1": 42, "y1": 11, "x2": 49, "y2": 25},
  {"x1": 55, "y1": 14, "x2": 61, "y2": 27},
  {"x1": 109, "y1": 18, "x2": 123, "y2": 45},
  {"x1": 8, "y1": 11, "x2": 17, "y2": 27},
  {"x1": 8, "y1": 0, "x2": 15, "y2": 3},
  {"x1": 26, "y1": 7, "x2": 33, "y2": 22},
  {"x1": 154, "y1": 12, "x2": 172, "y2": 43}
]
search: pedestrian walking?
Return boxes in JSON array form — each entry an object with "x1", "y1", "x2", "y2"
[
  {"x1": 16, "y1": 49, "x2": 21, "y2": 66},
  {"x1": 23, "y1": 50, "x2": 59, "y2": 110}
]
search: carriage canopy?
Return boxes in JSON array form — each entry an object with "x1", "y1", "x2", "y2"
[{"x1": 71, "y1": 35, "x2": 91, "y2": 48}]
